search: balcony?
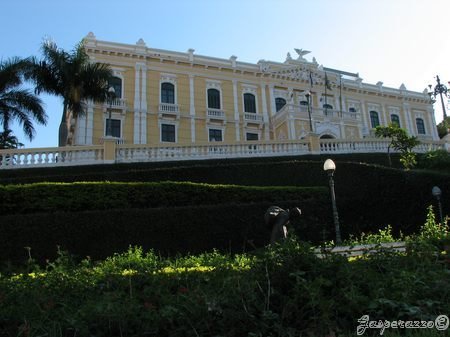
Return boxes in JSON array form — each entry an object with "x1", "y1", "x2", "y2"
[
  {"x1": 206, "y1": 108, "x2": 226, "y2": 123},
  {"x1": 244, "y1": 113, "x2": 263, "y2": 122},
  {"x1": 243, "y1": 113, "x2": 263, "y2": 126},
  {"x1": 159, "y1": 103, "x2": 180, "y2": 119}
]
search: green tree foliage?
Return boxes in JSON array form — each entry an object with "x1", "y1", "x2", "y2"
[
  {"x1": 0, "y1": 128, "x2": 24, "y2": 149},
  {"x1": 26, "y1": 39, "x2": 112, "y2": 146},
  {"x1": 437, "y1": 116, "x2": 450, "y2": 138},
  {"x1": 0, "y1": 57, "x2": 47, "y2": 141},
  {"x1": 375, "y1": 123, "x2": 420, "y2": 169}
]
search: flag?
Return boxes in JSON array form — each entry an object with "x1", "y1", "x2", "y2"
[{"x1": 309, "y1": 70, "x2": 313, "y2": 88}]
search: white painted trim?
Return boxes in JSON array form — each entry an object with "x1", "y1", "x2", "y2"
[
  {"x1": 158, "y1": 120, "x2": 179, "y2": 143},
  {"x1": 207, "y1": 126, "x2": 225, "y2": 142}
]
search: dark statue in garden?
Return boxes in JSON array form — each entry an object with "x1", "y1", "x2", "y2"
[{"x1": 264, "y1": 206, "x2": 301, "y2": 244}]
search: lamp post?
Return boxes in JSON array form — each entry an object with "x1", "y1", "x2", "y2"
[
  {"x1": 106, "y1": 86, "x2": 116, "y2": 137},
  {"x1": 305, "y1": 90, "x2": 313, "y2": 132},
  {"x1": 432, "y1": 186, "x2": 444, "y2": 224},
  {"x1": 324, "y1": 159, "x2": 342, "y2": 245},
  {"x1": 428, "y1": 75, "x2": 448, "y2": 119}
]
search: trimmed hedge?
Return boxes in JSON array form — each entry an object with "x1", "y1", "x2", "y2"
[
  {"x1": 0, "y1": 181, "x2": 326, "y2": 214},
  {"x1": 0, "y1": 153, "x2": 401, "y2": 185},
  {"x1": 0, "y1": 201, "x2": 329, "y2": 264}
]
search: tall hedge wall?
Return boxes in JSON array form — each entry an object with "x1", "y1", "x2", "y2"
[{"x1": 0, "y1": 201, "x2": 329, "y2": 264}]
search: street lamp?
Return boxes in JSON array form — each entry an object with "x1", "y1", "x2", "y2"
[
  {"x1": 106, "y1": 86, "x2": 116, "y2": 137},
  {"x1": 305, "y1": 90, "x2": 313, "y2": 132},
  {"x1": 324, "y1": 159, "x2": 342, "y2": 245},
  {"x1": 432, "y1": 185, "x2": 444, "y2": 224},
  {"x1": 428, "y1": 75, "x2": 448, "y2": 119}
]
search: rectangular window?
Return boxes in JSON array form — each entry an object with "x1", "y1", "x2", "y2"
[
  {"x1": 416, "y1": 118, "x2": 426, "y2": 134},
  {"x1": 246, "y1": 132, "x2": 259, "y2": 141},
  {"x1": 105, "y1": 119, "x2": 121, "y2": 138},
  {"x1": 209, "y1": 129, "x2": 223, "y2": 142},
  {"x1": 161, "y1": 124, "x2": 176, "y2": 142}
]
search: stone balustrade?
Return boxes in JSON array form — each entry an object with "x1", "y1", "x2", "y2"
[{"x1": 0, "y1": 137, "x2": 448, "y2": 169}]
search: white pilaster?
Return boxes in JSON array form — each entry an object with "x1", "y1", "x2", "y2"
[
  {"x1": 140, "y1": 64, "x2": 147, "y2": 144},
  {"x1": 360, "y1": 100, "x2": 369, "y2": 136},
  {"x1": 428, "y1": 107, "x2": 439, "y2": 140},
  {"x1": 233, "y1": 80, "x2": 240, "y2": 141},
  {"x1": 189, "y1": 74, "x2": 196, "y2": 143},
  {"x1": 268, "y1": 84, "x2": 276, "y2": 117},
  {"x1": 403, "y1": 103, "x2": 414, "y2": 135},
  {"x1": 133, "y1": 63, "x2": 141, "y2": 144},
  {"x1": 76, "y1": 114, "x2": 86, "y2": 145},
  {"x1": 380, "y1": 104, "x2": 387, "y2": 126},
  {"x1": 86, "y1": 100, "x2": 94, "y2": 144},
  {"x1": 260, "y1": 83, "x2": 270, "y2": 140}
]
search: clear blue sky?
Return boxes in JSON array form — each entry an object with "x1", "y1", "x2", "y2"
[{"x1": 1, "y1": 0, "x2": 449, "y2": 148}]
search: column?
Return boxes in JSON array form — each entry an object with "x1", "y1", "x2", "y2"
[
  {"x1": 140, "y1": 64, "x2": 147, "y2": 144},
  {"x1": 133, "y1": 63, "x2": 142, "y2": 144},
  {"x1": 268, "y1": 84, "x2": 276, "y2": 117},
  {"x1": 86, "y1": 100, "x2": 94, "y2": 144},
  {"x1": 380, "y1": 104, "x2": 387, "y2": 126},
  {"x1": 233, "y1": 80, "x2": 240, "y2": 141},
  {"x1": 260, "y1": 83, "x2": 270, "y2": 140},
  {"x1": 189, "y1": 74, "x2": 196, "y2": 143},
  {"x1": 76, "y1": 114, "x2": 86, "y2": 145},
  {"x1": 403, "y1": 103, "x2": 414, "y2": 135},
  {"x1": 360, "y1": 100, "x2": 369, "y2": 136},
  {"x1": 427, "y1": 107, "x2": 439, "y2": 140}
]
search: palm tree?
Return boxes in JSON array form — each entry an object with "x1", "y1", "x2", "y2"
[
  {"x1": 0, "y1": 57, "x2": 47, "y2": 142},
  {"x1": 0, "y1": 128, "x2": 24, "y2": 149},
  {"x1": 27, "y1": 39, "x2": 112, "y2": 146}
]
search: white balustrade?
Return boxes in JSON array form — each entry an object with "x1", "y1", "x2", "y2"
[
  {"x1": 1, "y1": 138, "x2": 448, "y2": 169},
  {"x1": 0, "y1": 146, "x2": 104, "y2": 169},
  {"x1": 159, "y1": 103, "x2": 179, "y2": 114},
  {"x1": 244, "y1": 113, "x2": 263, "y2": 122},
  {"x1": 206, "y1": 108, "x2": 225, "y2": 119}
]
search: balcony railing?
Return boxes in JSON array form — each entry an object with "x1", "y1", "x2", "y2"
[
  {"x1": 104, "y1": 98, "x2": 126, "y2": 108},
  {"x1": 159, "y1": 103, "x2": 179, "y2": 114},
  {"x1": 244, "y1": 113, "x2": 263, "y2": 123},
  {"x1": 206, "y1": 108, "x2": 225, "y2": 120},
  {"x1": 1, "y1": 138, "x2": 447, "y2": 169}
]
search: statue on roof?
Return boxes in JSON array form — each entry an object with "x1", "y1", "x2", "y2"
[{"x1": 294, "y1": 48, "x2": 311, "y2": 61}]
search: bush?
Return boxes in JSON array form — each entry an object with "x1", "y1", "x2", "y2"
[
  {"x1": 0, "y1": 199, "x2": 330, "y2": 265},
  {"x1": 0, "y1": 181, "x2": 326, "y2": 215},
  {"x1": 0, "y1": 239, "x2": 448, "y2": 337}
]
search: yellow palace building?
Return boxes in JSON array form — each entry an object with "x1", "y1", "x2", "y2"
[
  {"x1": 71, "y1": 32, "x2": 439, "y2": 149},
  {"x1": 2, "y1": 33, "x2": 447, "y2": 169}
]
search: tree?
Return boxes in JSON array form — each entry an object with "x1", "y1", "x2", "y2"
[
  {"x1": 27, "y1": 39, "x2": 112, "y2": 146},
  {"x1": 375, "y1": 123, "x2": 420, "y2": 169},
  {"x1": 0, "y1": 57, "x2": 47, "y2": 141},
  {"x1": 0, "y1": 128, "x2": 24, "y2": 149},
  {"x1": 437, "y1": 117, "x2": 450, "y2": 139}
]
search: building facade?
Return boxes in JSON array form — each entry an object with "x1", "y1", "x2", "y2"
[{"x1": 70, "y1": 32, "x2": 439, "y2": 148}]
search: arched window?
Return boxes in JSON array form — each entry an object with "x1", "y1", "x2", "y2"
[
  {"x1": 244, "y1": 93, "x2": 256, "y2": 113},
  {"x1": 349, "y1": 107, "x2": 357, "y2": 113},
  {"x1": 161, "y1": 82, "x2": 175, "y2": 104},
  {"x1": 416, "y1": 118, "x2": 426, "y2": 134},
  {"x1": 300, "y1": 100, "x2": 309, "y2": 106},
  {"x1": 391, "y1": 114, "x2": 400, "y2": 127},
  {"x1": 109, "y1": 76, "x2": 122, "y2": 98},
  {"x1": 320, "y1": 134, "x2": 335, "y2": 139},
  {"x1": 275, "y1": 97, "x2": 286, "y2": 112},
  {"x1": 323, "y1": 103, "x2": 333, "y2": 110},
  {"x1": 370, "y1": 111, "x2": 380, "y2": 128},
  {"x1": 207, "y1": 89, "x2": 221, "y2": 109}
]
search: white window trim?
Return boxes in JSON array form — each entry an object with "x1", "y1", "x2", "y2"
[
  {"x1": 159, "y1": 73, "x2": 178, "y2": 104},
  {"x1": 244, "y1": 129, "x2": 261, "y2": 141},
  {"x1": 206, "y1": 80, "x2": 223, "y2": 109},
  {"x1": 103, "y1": 113, "x2": 124, "y2": 138},
  {"x1": 207, "y1": 126, "x2": 225, "y2": 142},
  {"x1": 111, "y1": 69, "x2": 125, "y2": 99},
  {"x1": 159, "y1": 120, "x2": 178, "y2": 143},
  {"x1": 242, "y1": 84, "x2": 259, "y2": 114}
]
